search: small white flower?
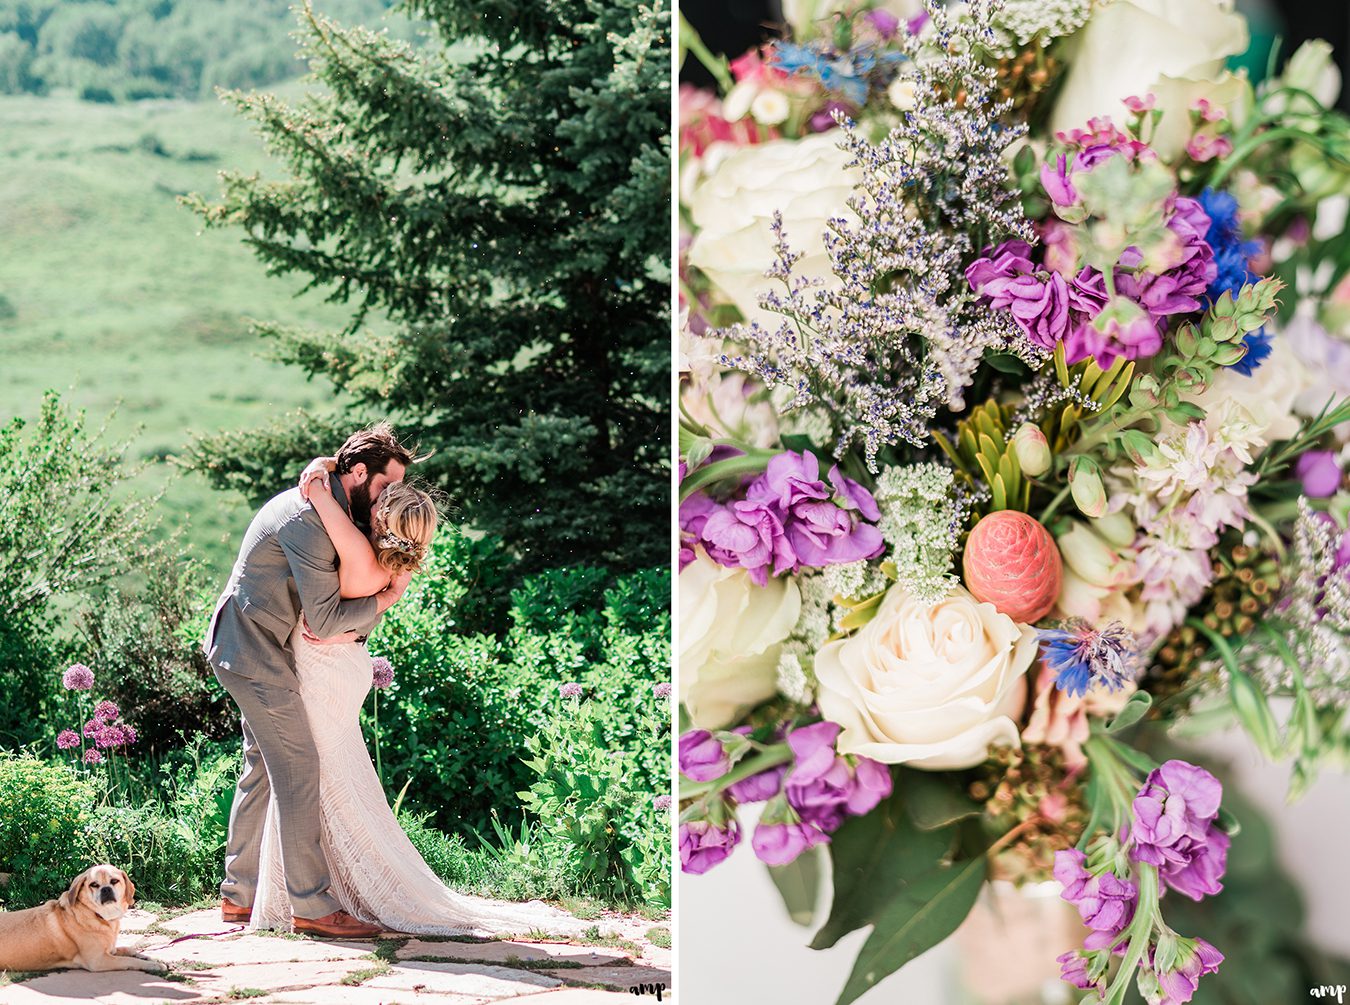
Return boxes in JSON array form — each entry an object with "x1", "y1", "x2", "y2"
[
  {"x1": 750, "y1": 89, "x2": 791, "y2": 126},
  {"x1": 888, "y1": 77, "x2": 918, "y2": 111}
]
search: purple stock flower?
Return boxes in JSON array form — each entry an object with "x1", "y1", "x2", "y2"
[
  {"x1": 865, "y1": 8, "x2": 900, "y2": 38},
  {"x1": 966, "y1": 240, "x2": 1071, "y2": 349},
  {"x1": 746, "y1": 451, "x2": 883, "y2": 571},
  {"x1": 680, "y1": 818, "x2": 741, "y2": 874},
  {"x1": 1129, "y1": 760, "x2": 1229, "y2": 901},
  {"x1": 1296, "y1": 450, "x2": 1342, "y2": 498},
  {"x1": 1054, "y1": 849, "x2": 1138, "y2": 949},
  {"x1": 1142, "y1": 938, "x2": 1224, "y2": 1005},
  {"x1": 56, "y1": 730, "x2": 80, "y2": 750},
  {"x1": 700, "y1": 499, "x2": 792, "y2": 586},
  {"x1": 678, "y1": 491, "x2": 719, "y2": 570},
  {"x1": 783, "y1": 721, "x2": 892, "y2": 832},
  {"x1": 1057, "y1": 950, "x2": 1104, "y2": 994},
  {"x1": 751, "y1": 818, "x2": 830, "y2": 866},
  {"x1": 63, "y1": 664, "x2": 94, "y2": 691},
  {"x1": 371, "y1": 657, "x2": 394, "y2": 690},
  {"x1": 678, "y1": 730, "x2": 730, "y2": 782},
  {"x1": 726, "y1": 764, "x2": 787, "y2": 804}
]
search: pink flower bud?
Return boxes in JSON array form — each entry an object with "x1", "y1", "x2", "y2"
[
  {"x1": 1069, "y1": 460, "x2": 1108, "y2": 519},
  {"x1": 962, "y1": 511, "x2": 1063, "y2": 624},
  {"x1": 1011, "y1": 424, "x2": 1052, "y2": 478}
]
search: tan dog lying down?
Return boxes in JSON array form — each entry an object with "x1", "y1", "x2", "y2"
[{"x1": 0, "y1": 865, "x2": 165, "y2": 973}]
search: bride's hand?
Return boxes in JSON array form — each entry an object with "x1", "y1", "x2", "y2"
[{"x1": 299, "y1": 456, "x2": 338, "y2": 501}]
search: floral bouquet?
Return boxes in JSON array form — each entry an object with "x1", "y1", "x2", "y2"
[{"x1": 677, "y1": 1, "x2": 1350, "y2": 1002}]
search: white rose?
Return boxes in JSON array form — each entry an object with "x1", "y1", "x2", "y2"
[
  {"x1": 680, "y1": 551, "x2": 801, "y2": 729},
  {"x1": 686, "y1": 133, "x2": 860, "y2": 326},
  {"x1": 814, "y1": 584, "x2": 1037, "y2": 770},
  {"x1": 1050, "y1": 0, "x2": 1249, "y2": 159}
]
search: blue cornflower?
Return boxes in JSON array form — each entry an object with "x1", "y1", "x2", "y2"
[
  {"x1": 1196, "y1": 187, "x2": 1272, "y2": 375},
  {"x1": 1037, "y1": 620, "x2": 1137, "y2": 699}
]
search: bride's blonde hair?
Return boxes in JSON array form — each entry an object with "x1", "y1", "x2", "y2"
[{"x1": 372, "y1": 483, "x2": 437, "y2": 575}]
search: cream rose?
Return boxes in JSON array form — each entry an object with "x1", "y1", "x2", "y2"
[
  {"x1": 685, "y1": 133, "x2": 860, "y2": 326},
  {"x1": 1050, "y1": 0, "x2": 1249, "y2": 160},
  {"x1": 679, "y1": 550, "x2": 801, "y2": 729},
  {"x1": 814, "y1": 584, "x2": 1038, "y2": 770}
]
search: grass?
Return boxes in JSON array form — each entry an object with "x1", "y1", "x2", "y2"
[
  {"x1": 340, "y1": 963, "x2": 391, "y2": 985},
  {"x1": 0, "y1": 89, "x2": 368, "y2": 580},
  {"x1": 226, "y1": 989, "x2": 269, "y2": 1000},
  {"x1": 646, "y1": 927, "x2": 671, "y2": 949}
]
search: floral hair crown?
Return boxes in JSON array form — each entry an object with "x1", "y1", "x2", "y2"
[{"x1": 376, "y1": 529, "x2": 423, "y2": 557}]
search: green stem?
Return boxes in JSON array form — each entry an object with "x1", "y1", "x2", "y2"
[
  {"x1": 1104, "y1": 863, "x2": 1160, "y2": 1005},
  {"x1": 1210, "y1": 126, "x2": 1350, "y2": 187},
  {"x1": 678, "y1": 12, "x2": 734, "y2": 95},
  {"x1": 678, "y1": 450, "x2": 778, "y2": 501},
  {"x1": 1039, "y1": 483, "x2": 1072, "y2": 523},
  {"x1": 679, "y1": 746, "x2": 792, "y2": 802},
  {"x1": 373, "y1": 691, "x2": 383, "y2": 789}
]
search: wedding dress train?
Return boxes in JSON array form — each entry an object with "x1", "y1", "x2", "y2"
[{"x1": 250, "y1": 624, "x2": 584, "y2": 937}]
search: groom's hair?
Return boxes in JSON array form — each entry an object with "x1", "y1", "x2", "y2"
[{"x1": 334, "y1": 421, "x2": 420, "y2": 475}]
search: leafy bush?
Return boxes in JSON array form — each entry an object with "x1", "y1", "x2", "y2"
[{"x1": 0, "y1": 753, "x2": 98, "y2": 908}]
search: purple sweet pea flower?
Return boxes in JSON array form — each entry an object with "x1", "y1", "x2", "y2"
[
  {"x1": 751, "y1": 818, "x2": 830, "y2": 866},
  {"x1": 1296, "y1": 450, "x2": 1342, "y2": 497},
  {"x1": 1054, "y1": 849, "x2": 1138, "y2": 949},
  {"x1": 678, "y1": 730, "x2": 730, "y2": 782},
  {"x1": 1129, "y1": 760, "x2": 1229, "y2": 901},
  {"x1": 1142, "y1": 938, "x2": 1224, "y2": 1005},
  {"x1": 726, "y1": 764, "x2": 787, "y2": 804},
  {"x1": 680, "y1": 818, "x2": 741, "y2": 874}
]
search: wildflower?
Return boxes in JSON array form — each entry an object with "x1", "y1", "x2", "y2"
[
  {"x1": 654, "y1": 682, "x2": 672, "y2": 699},
  {"x1": 654, "y1": 794, "x2": 672, "y2": 811},
  {"x1": 83, "y1": 749, "x2": 103, "y2": 766},
  {"x1": 370, "y1": 656, "x2": 395, "y2": 690},
  {"x1": 121, "y1": 724, "x2": 137, "y2": 745},
  {"x1": 93, "y1": 700, "x2": 119, "y2": 722},
  {"x1": 82, "y1": 719, "x2": 100, "y2": 739},
  {"x1": 95, "y1": 725, "x2": 127, "y2": 750},
  {"x1": 63, "y1": 664, "x2": 94, "y2": 691},
  {"x1": 1037, "y1": 619, "x2": 1138, "y2": 698},
  {"x1": 56, "y1": 730, "x2": 80, "y2": 750},
  {"x1": 559, "y1": 682, "x2": 583, "y2": 699},
  {"x1": 1129, "y1": 760, "x2": 1230, "y2": 901}
]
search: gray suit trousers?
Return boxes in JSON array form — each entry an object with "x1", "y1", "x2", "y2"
[{"x1": 215, "y1": 663, "x2": 339, "y2": 919}]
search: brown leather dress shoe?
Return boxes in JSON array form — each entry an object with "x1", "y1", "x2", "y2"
[
  {"x1": 221, "y1": 898, "x2": 252, "y2": 923},
  {"x1": 293, "y1": 909, "x2": 383, "y2": 939}
]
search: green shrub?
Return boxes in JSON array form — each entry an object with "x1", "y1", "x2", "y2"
[{"x1": 0, "y1": 753, "x2": 98, "y2": 908}]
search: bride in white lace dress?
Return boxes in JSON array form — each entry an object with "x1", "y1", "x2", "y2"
[{"x1": 250, "y1": 465, "x2": 582, "y2": 938}]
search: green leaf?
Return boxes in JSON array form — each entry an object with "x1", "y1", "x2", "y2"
[
  {"x1": 832, "y1": 853, "x2": 987, "y2": 1005},
  {"x1": 781, "y1": 434, "x2": 819, "y2": 455},
  {"x1": 768, "y1": 847, "x2": 822, "y2": 926},
  {"x1": 1229, "y1": 666, "x2": 1282, "y2": 759},
  {"x1": 902, "y1": 769, "x2": 982, "y2": 831},
  {"x1": 811, "y1": 792, "x2": 953, "y2": 950},
  {"x1": 1106, "y1": 690, "x2": 1152, "y2": 732}
]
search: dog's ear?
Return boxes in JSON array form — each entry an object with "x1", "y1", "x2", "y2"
[
  {"x1": 120, "y1": 869, "x2": 136, "y2": 907},
  {"x1": 59, "y1": 868, "x2": 89, "y2": 909}
]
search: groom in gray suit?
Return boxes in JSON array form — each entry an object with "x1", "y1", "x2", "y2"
[{"x1": 204, "y1": 423, "x2": 415, "y2": 938}]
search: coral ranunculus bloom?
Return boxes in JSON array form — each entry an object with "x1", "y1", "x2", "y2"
[{"x1": 962, "y1": 511, "x2": 1063, "y2": 624}]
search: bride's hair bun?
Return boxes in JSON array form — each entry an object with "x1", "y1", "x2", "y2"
[{"x1": 372, "y1": 483, "x2": 438, "y2": 575}]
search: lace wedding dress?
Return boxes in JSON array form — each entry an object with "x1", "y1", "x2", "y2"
[{"x1": 250, "y1": 623, "x2": 585, "y2": 937}]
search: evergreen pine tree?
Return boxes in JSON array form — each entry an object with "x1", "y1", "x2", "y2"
[{"x1": 186, "y1": 0, "x2": 670, "y2": 572}]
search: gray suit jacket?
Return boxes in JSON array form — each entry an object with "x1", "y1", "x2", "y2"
[{"x1": 204, "y1": 479, "x2": 382, "y2": 685}]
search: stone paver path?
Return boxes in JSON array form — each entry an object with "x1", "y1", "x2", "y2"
[{"x1": 0, "y1": 908, "x2": 672, "y2": 1005}]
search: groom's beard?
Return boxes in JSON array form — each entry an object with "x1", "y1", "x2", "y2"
[{"x1": 349, "y1": 480, "x2": 374, "y2": 526}]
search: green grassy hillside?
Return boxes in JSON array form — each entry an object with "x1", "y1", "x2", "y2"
[{"x1": 0, "y1": 89, "x2": 358, "y2": 579}]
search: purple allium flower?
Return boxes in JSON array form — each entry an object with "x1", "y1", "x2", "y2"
[
  {"x1": 680, "y1": 818, "x2": 741, "y2": 874},
  {"x1": 63, "y1": 664, "x2": 94, "y2": 691},
  {"x1": 1054, "y1": 849, "x2": 1138, "y2": 949},
  {"x1": 726, "y1": 764, "x2": 787, "y2": 804},
  {"x1": 94, "y1": 725, "x2": 126, "y2": 750},
  {"x1": 83, "y1": 748, "x2": 103, "y2": 766},
  {"x1": 56, "y1": 730, "x2": 80, "y2": 750},
  {"x1": 1129, "y1": 760, "x2": 1229, "y2": 901},
  {"x1": 121, "y1": 724, "x2": 137, "y2": 745},
  {"x1": 93, "y1": 700, "x2": 119, "y2": 722},
  {"x1": 783, "y1": 721, "x2": 892, "y2": 832},
  {"x1": 82, "y1": 719, "x2": 100, "y2": 739},
  {"x1": 1296, "y1": 450, "x2": 1342, "y2": 498},
  {"x1": 654, "y1": 794, "x2": 672, "y2": 811},
  {"x1": 678, "y1": 730, "x2": 730, "y2": 782},
  {"x1": 654, "y1": 682, "x2": 672, "y2": 699},
  {"x1": 1141, "y1": 937, "x2": 1224, "y2": 1005},
  {"x1": 559, "y1": 682, "x2": 583, "y2": 699},
  {"x1": 370, "y1": 656, "x2": 394, "y2": 690}
]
